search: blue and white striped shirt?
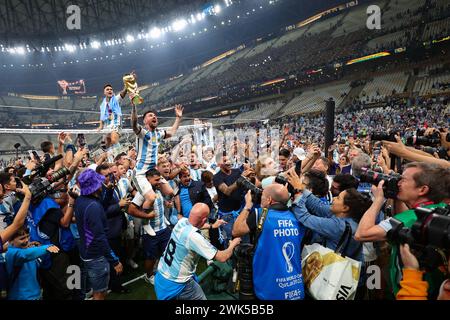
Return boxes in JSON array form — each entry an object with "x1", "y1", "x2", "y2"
[
  {"x1": 135, "y1": 127, "x2": 166, "y2": 175},
  {"x1": 157, "y1": 218, "x2": 217, "y2": 283},
  {"x1": 132, "y1": 190, "x2": 167, "y2": 233}
]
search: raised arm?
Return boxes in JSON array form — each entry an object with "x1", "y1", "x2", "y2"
[
  {"x1": 131, "y1": 103, "x2": 141, "y2": 135},
  {"x1": 166, "y1": 105, "x2": 184, "y2": 139},
  {"x1": 0, "y1": 184, "x2": 32, "y2": 243}
]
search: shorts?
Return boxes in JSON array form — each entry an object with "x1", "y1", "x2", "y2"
[
  {"x1": 82, "y1": 256, "x2": 110, "y2": 294},
  {"x1": 142, "y1": 228, "x2": 171, "y2": 260},
  {"x1": 132, "y1": 173, "x2": 155, "y2": 196},
  {"x1": 132, "y1": 172, "x2": 168, "y2": 197},
  {"x1": 103, "y1": 116, "x2": 122, "y2": 133}
]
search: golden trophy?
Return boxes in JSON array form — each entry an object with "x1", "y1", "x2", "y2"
[{"x1": 123, "y1": 73, "x2": 144, "y2": 105}]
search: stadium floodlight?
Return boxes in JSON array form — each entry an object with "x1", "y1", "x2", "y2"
[
  {"x1": 91, "y1": 41, "x2": 101, "y2": 49},
  {"x1": 126, "y1": 35, "x2": 135, "y2": 43},
  {"x1": 65, "y1": 44, "x2": 76, "y2": 52},
  {"x1": 15, "y1": 47, "x2": 25, "y2": 55},
  {"x1": 150, "y1": 27, "x2": 161, "y2": 39},
  {"x1": 190, "y1": 14, "x2": 196, "y2": 24},
  {"x1": 214, "y1": 4, "x2": 221, "y2": 14},
  {"x1": 172, "y1": 19, "x2": 187, "y2": 32},
  {"x1": 196, "y1": 13, "x2": 203, "y2": 21}
]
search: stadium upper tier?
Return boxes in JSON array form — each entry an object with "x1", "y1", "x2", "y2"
[{"x1": 0, "y1": 0, "x2": 450, "y2": 125}]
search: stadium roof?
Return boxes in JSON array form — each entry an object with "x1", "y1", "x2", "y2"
[{"x1": 0, "y1": 0, "x2": 207, "y2": 42}]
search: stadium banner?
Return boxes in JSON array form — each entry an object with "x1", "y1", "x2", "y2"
[
  {"x1": 345, "y1": 51, "x2": 391, "y2": 65},
  {"x1": 57, "y1": 79, "x2": 86, "y2": 95}
]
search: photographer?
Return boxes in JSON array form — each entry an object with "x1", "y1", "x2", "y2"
[
  {"x1": 232, "y1": 184, "x2": 305, "y2": 300},
  {"x1": 355, "y1": 162, "x2": 450, "y2": 298}
]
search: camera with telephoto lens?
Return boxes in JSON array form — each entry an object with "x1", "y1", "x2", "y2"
[
  {"x1": 234, "y1": 243, "x2": 256, "y2": 300},
  {"x1": 406, "y1": 129, "x2": 441, "y2": 147},
  {"x1": 274, "y1": 175, "x2": 296, "y2": 195},
  {"x1": 387, "y1": 205, "x2": 450, "y2": 270},
  {"x1": 422, "y1": 146, "x2": 448, "y2": 159},
  {"x1": 370, "y1": 132, "x2": 398, "y2": 142},
  {"x1": 359, "y1": 168, "x2": 401, "y2": 199},
  {"x1": 22, "y1": 155, "x2": 71, "y2": 204},
  {"x1": 236, "y1": 176, "x2": 262, "y2": 204}
]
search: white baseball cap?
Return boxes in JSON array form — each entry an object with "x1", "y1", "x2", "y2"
[{"x1": 293, "y1": 147, "x2": 307, "y2": 161}]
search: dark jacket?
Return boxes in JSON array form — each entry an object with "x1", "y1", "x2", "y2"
[
  {"x1": 177, "y1": 180, "x2": 213, "y2": 211},
  {"x1": 74, "y1": 195, "x2": 119, "y2": 264},
  {"x1": 100, "y1": 186, "x2": 126, "y2": 240}
]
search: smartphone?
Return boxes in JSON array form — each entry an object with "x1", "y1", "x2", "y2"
[
  {"x1": 77, "y1": 134, "x2": 86, "y2": 147},
  {"x1": 373, "y1": 147, "x2": 381, "y2": 161},
  {"x1": 295, "y1": 160, "x2": 302, "y2": 176}
]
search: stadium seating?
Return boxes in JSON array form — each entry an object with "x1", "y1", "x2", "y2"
[
  {"x1": 331, "y1": 1, "x2": 386, "y2": 38},
  {"x1": 280, "y1": 82, "x2": 351, "y2": 116},
  {"x1": 359, "y1": 72, "x2": 409, "y2": 103},
  {"x1": 233, "y1": 101, "x2": 284, "y2": 122},
  {"x1": 422, "y1": 17, "x2": 450, "y2": 41},
  {"x1": 413, "y1": 72, "x2": 450, "y2": 96},
  {"x1": 272, "y1": 26, "x2": 309, "y2": 48},
  {"x1": 307, "y1": 14, "x2": 343, "y2": 36}
]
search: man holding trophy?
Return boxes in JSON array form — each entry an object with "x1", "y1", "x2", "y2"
[{"x1": 130, "y1": 89, "x2": 184, "y2": 218}]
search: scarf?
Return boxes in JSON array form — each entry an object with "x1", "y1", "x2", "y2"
[{"x1": 100, "y1": 95, "x2": 122, "y2": 122}]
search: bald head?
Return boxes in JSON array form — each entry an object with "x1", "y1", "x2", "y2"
[
  {"x1": 188, "y1": 203, "x2": 210, "y2": 228},
  {"x1": 262, "y1": 184, "x2": 290, "y2": 207}
]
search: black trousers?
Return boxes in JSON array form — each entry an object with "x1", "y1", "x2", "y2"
[{"x1": 108, "y1": 236, "x2": 125, "y2": 291}]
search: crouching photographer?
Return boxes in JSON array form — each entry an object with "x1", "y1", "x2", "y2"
[
  {"x1": 397, "y1": 241, "x2": 449, "y2": 300},
  {"x1": 232, "y1": 183, "x2": 306, "y2": 300},
  {"x1": 355, "y1": 162, "x2": 450, "y2": 299}
]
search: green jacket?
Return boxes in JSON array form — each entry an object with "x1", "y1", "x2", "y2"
[{"x1": 388, "y1": 203, "x2": 447, "y2": 299}]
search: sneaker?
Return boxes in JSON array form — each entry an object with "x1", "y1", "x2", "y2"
[
  {"x1": 143, "y1": 274, "x2": 155, "y2": 285},
  {"x1": 127, "y1": 259, "x2": 138, "y2": 269}
]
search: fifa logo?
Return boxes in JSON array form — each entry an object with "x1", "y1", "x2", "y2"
[
  {"x1": 66, "y1": 5, "x2": 81, "y2": 30},
  {"x1": 366, "y1": 5, "x2": 381, "y2": 30}
]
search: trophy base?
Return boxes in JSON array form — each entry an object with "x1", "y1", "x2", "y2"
[{"x1": 131, "y1": 95, "x2": 144, "y2": 105}]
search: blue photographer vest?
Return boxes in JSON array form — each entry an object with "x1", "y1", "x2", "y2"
[
  {"x1": 27, "y1": 197, "x2": 75, "y2": 269},
  {"x1": 253, "y1": 207, "x2": 306, "y2": 300}
]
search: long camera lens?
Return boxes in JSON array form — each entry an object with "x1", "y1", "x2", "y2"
[{"x1": 359, "y1": 168, "x2": 401, "y2": 199}]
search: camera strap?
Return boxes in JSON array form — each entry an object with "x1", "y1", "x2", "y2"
[{"x1": 255, "y1": 208, "x2": 269, "y2": 246}]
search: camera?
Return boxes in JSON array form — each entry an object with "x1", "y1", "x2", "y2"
[
  {"x1": 422, "y1": 146, "x2": 448, "y2": 159},
  {"x1": 28, "y1": 167, "x2": 71, "y2": 204},
  {"x1": 234, "y1": 243, "x2": 255, "y2": 300},
  {"x1": 406, "y1": 129, "x2": 441, "y2": 147},
  {"x1": 22, "y1": 155, "x2": 71, "y2": 204},
  {"x1": 359, "y1": 168, "x2": 401, "y2": 199},
  {"x1": 387, "y1": 205, "x2": 450, "y2": 270},
  {"x1": 236, "y1": 176, "x2": 262, "y2": 204},
  {"x1": 370, "y1": 132, "x2": 397, "y2": 142},
  {"x1": 274, "y1": 175, "x2": 297, "y2": 195}
]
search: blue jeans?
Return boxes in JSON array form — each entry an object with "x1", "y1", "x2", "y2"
[
  {"x1": 81, "y1": 256, "x2": 110, "y2": 294},
  {"x1": 176, "y1": 278, "x2": 206, "y2": 300}
]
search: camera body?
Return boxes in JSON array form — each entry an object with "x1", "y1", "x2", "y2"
[
  {"x1": 359, "y1": 168, "x2": 401, "y2": 199},
  {"x1": 236, "y1": 176, "x2": 262, "y2": 204},
  {"x1": 387, "y1": 205, "x2": 450, "y2": 270},
  {"x1": 28, "y1": 167, "x2": 71, "y2": 204},
  {"x1": 406, "y1": 129, "x2": 442, "y2": 147},
  {"x1": 371, "y1": 132, "x2": 397, "y2": 142}
]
